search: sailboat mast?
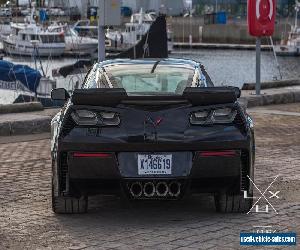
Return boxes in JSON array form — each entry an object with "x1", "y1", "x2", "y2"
[
  {"x1": 98, "y1": 1, "x2": 106, "y2": 62},
  {"x1": 295, "y1": 0, "x2": 299, "y2": 31}
]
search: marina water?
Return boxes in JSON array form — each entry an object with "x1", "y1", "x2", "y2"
[{"x1": 1, "y1": 48, "x2": 299, "y2": 105}]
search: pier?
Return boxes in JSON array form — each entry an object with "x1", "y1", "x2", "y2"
[{"x1": 173, "y1": 42, "x2": 272, "y2": 50}]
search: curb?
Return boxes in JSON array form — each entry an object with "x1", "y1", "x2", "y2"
[
  {"x1": 242, "y1": 79, "x2": 300, "y2": 90},
  {"x1": 0, "y1": 102, "x2": 44, "y2": 114},
  {"x1": 241, "y1": 90, "x2": 300, "y2": 108},
  {"x1": 0, "y1": 117, "x2": 51, "y2": 136},
  {"x1": 173, "y1": 43, "x2": 272, "y2": 51}
]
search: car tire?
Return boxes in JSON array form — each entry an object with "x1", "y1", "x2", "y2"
[
  {"x1": 52, "y1": 196, "x2": 88, "y2": 214},
  {"x1": 215, "y1": 192, "x2": 253, "y2": 213},
  {"x1": 52, "y1": 183, "x2": 88, "y2": 214}
]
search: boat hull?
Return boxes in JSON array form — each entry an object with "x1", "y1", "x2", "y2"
[
  {"x1": 0, "y1": 77, "x2": 57, "y2": 107},
  {"x1": 3, "y1": 39, "x2": 65, "y2": 57},
  {"x1": 65, "y1": 43, "x2": 98, "y2": 55},
  {"x1": 274, "y1": 44, "x2": 300, "y2": 56}
]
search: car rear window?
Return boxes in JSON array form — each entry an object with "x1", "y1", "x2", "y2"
[{"x1": 103, "y1": 62, "x2": 195, "y2": 95}]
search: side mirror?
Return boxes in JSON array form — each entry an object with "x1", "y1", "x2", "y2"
[
  {"x1": 233, "y1": 87, "x2": 241, "y2": 98},
  {"x1": 51, "y1": 88, "x2": 70, "y2": 101}
]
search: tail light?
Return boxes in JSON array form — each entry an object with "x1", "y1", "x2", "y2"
[
  {"x1": 71, "y1": 110, "x2": 98, "y2": 126},
  {"x1": 71, "y1": 110, "x2": 120, "y2": 126},
  {"x1": 99, "y1": 112, "x2": 120, "y2": 126},
  {"x1": 213, "y1": 108, "x2": 237, "y2": 123},
  {"x1": 199, "y1": 150, "x2": 238, "y2": 157},
  {"x1": 73, "y1": 152, "x2": 112, "y2": 158},
  {"x1": 190, "y1": 107, "x2": 237, "y2": 125}
]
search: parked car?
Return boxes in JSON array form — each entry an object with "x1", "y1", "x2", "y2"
[{"x1": 50, "y1": 58, "x2": 255, "y2": 214}]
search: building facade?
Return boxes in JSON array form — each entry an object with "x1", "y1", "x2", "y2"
[
  {"x1": 193, "y1": 0, "x2": 298, "y2": 17},
  {"x1": 122, "y1": 0, "x2": 185, "y2": 15},
  {"x1": 50, "y1": 0, "x2": 185, "y2": 16}
]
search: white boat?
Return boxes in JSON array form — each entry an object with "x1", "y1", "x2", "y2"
[
  {"x1": 2, "y1": 5, "x2": 65, "y2": 57},
  {"x1": 106, "y1": 9, "x2": 173, "y2": 53},
  {"x1": 49, "y1": 24, "x2": 98, "y2": 55},
  {"x1": 275, "y1": 28, "x2": 300, "y2": 56},
  {"x1": 3, "y1": 24, "x2": 66, "y2": 57},
  {"x1": 275, "y1": 1, "x2": 300, "y2": 56},
  {"x1": 0, "y1": 22, "x2": 11, "y2": 41},
  {"x1": 72, "y1": 20, "x2": 98, "y2": 38},
  {"x1": 64, "y1": 28, "x2": 98, "y2": 55}
]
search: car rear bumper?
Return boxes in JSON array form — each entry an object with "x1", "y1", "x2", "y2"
[
  {"x1": 57, "y1": 137, "x2": 251, "y2": 197},
  {"x1": 66, "y1": 150, "x2": 242, "y2": 179}
]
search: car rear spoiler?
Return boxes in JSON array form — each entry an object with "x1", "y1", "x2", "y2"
[
  {"x1": 183, "y1": 87, "x2": 240, "y2": 106},
  {"x1": 71, "y1": 87, "x2": 240, "y2": 106}
]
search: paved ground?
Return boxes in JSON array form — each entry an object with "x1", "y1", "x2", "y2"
[{"x1": 0, "y1": 103, "x2": 299, "y2": 250}]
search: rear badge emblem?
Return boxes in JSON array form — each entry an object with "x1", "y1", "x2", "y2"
[{"x1": 145, "y1": 116, "x2": 163, "y2": 127}]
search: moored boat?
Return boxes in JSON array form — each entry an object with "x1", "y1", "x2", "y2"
[
  {"x1": 275, "y1": 0, "x2": 300, "y2": 56},
  {"x1": 49, "y1": 24, "x2": 98, "y2": 56},
  {"x1": 0, "y1": 60, "x2": 56, "y2": 106},
  {"x1": 2, "y1": 4, "x2": 65, "y2": 57},
  {"x1": 3, "y1": 23, "x2": 66, "y2": 57},
  {"x1": 106, "y1": 9, "x2": 173, "y2": 53}
]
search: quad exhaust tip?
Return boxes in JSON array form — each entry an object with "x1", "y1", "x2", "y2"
[
  {"x1": 168, "y1": 181, "x2": 181, "y2": 197},
  {"x1": 143, "y1": 182, "x2": 155, "y2": 197},
  {"x1": 156, "y1": 182, "x2": 169, "y2": 197},
  {"x1": 128, "y1": 181, "x2": 182, "y2": 198},
  {"x1": 129, "y1": 182, "x2": 143, "y2": 198}
]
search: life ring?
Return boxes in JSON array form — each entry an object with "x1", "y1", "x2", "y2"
[{"x1": 256, "y1": 0, "x2": 273, "y2": 23}]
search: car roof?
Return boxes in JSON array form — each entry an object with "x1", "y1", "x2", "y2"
[{"x1": 96, "y1": 58, "x2": 200, "y2": 69}]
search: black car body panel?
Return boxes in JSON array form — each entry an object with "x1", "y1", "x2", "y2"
[{"x1": 54, "y1": 98, "x2": 252, "y2": 192}]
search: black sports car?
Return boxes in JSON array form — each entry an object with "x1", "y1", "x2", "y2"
[{"x1": 51, "y1": 58, "x2": 255, "y2": 214}]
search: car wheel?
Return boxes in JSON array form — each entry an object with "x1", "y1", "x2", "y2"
[
  {"x1": 215, "y1": 192, "x2": 253, "y2": 213},
  {"x1": 52, "y1": 181, "x2": 88, "y2": 214}
]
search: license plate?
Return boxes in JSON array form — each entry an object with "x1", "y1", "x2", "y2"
[{"x1": 138, "y1": 154, "x2": 172, "y2": 175}]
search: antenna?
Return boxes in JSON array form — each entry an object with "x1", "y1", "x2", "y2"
[{"x1": 295, "y1": 0, "x2": 300, "y2": 31}]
